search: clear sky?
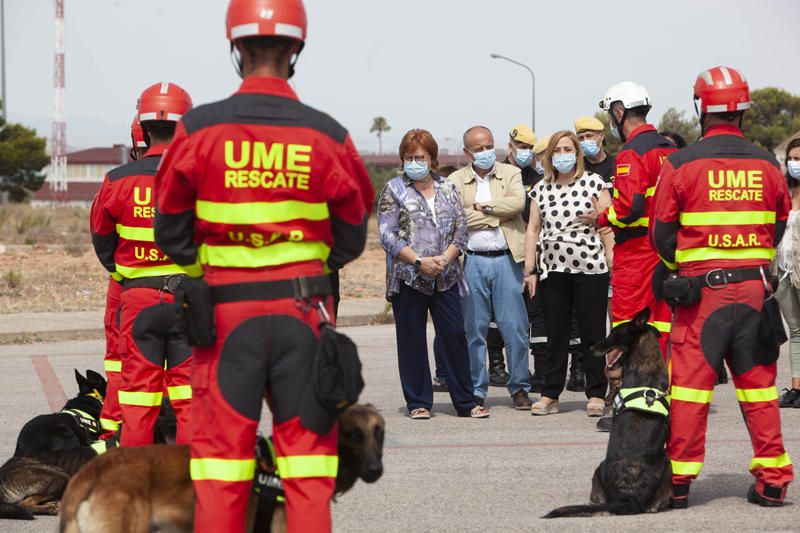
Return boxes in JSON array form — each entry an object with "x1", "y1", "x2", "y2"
[{"x1": 6, "y1": 0, "x2": 800, "y2": 153}]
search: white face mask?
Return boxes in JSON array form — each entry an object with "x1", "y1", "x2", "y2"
[{"x1": 788, "y1": 160, "x2": 800, "y2": 179}]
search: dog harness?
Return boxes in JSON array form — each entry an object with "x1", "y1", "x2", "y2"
[
  {"x1": 61, "y1": 407, "x2": 102, "y2": 436},
  {"x1": 253, "y1": 435, "x2": 286, "y2": 503},
  {"x1": 613, "y1": 387, "x2": 670, "y2": 418}
]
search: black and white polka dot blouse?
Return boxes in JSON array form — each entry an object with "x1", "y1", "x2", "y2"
[{"x1": 528, "y1": 171, "x2": 609, "y2": 278}]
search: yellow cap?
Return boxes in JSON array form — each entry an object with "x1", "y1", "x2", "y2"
[
  {"x1": 509, "y1": 124, "x2": 537, "y2": 147},
  {"x1": 574, "y1": 116, "x2": 605, "y2": 133},
  {"x1": 533, "y1": 134, "x2": 551, "y2": 155}
]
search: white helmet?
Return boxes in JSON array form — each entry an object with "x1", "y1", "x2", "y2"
[{"x1": 599, "y1": 81, "x2": 652, "y2": 111}]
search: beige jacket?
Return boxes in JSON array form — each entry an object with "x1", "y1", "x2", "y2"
[{"x1": 448, "y1": 162, "x2": 526, "y2": 262}]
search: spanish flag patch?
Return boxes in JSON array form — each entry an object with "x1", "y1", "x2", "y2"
[{"x1": 616, "y1": 164, "x2": 631, "y2": 177}]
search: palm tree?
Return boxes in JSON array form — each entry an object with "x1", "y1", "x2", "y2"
[{"x1": 370, "y1": 117, "x2": 391, "y2": 155}]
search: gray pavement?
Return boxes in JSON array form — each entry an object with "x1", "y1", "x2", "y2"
[
  {"x1": 0, "y1": 298, "x2": 392, "y2": 344},
  {"x1": 0, "y1": 325, "x2": 798, "y2": 532}
]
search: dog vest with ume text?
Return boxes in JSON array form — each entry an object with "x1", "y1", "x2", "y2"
[{"x1": 613, "y1": 387, "x2": 670, "y2": 418}]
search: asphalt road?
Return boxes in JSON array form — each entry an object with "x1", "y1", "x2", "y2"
[{"x1": 0, "y1": 325, "x2": 798, "y2": 532}]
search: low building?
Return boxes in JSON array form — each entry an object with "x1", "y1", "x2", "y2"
[{"x1": 31, "y1": 145, "x2": 130, "y2": 207}]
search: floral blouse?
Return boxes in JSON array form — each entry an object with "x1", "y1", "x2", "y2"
[{"x1": 378, "y1": 174, "x2": 469, "y2": 300}]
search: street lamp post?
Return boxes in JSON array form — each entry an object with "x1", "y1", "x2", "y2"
[{"x1": 491, "y1": 53, "x2": 535, "y2": 132}]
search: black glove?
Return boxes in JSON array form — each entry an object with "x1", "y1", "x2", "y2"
[{"x1": 652, "y1": 261, "x2": 675, "y2": 301}]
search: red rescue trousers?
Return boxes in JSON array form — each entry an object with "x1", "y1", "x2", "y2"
[
  {"x1": 99, "y1": 278, "x2": 123, "y2": 439},
  {"x1": 668, "y1": 279, "x2": 793, "y2": 501},
  {"x1": 118, "y1": 287, "x2": 192, "y2": 446},
  {"x1": 191, "y1": 266, "x2": 338, "y2": 533},
  {"x1": 611, "y1": 237, "x2": 672, "y2": 355}
]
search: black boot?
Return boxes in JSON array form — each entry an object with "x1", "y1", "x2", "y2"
[
  {"x1": 565, "y1": 352, "x2": 586, "y2": 392},
  {"x1": 488, "y1": 349, "x2": 509, "y2": 387},
  {"x1": 529, "y1": 345, "x2": 546, "y2": 393}
]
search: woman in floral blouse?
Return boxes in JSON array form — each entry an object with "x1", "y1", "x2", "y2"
[{"x1": 378, "y1": 129, "x2": 489, "y2": 419}]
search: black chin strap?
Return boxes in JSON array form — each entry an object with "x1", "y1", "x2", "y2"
[{"x1": 612, "y1": 109, "x2": 629, "y2": 143}]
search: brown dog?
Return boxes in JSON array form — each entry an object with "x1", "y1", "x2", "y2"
[{"x1": 59, "y1": 403, "x2": 385, "y2": 533}]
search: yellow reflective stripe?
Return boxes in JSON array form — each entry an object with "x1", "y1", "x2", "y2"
[
  {"x1": 114, "y1": 263, "x2": 188, "y2": 280},
  {"x1": 679, "y1": 211, "x2": 776, "y2": 227},
  {"x1": 275, "y1": 455, "x2": 338, "y2": 479},
  {"x1": 116, "y1": 224, "x2": 155, "y2": 242},
  {"x1": 100, "y1": 418, "x2": 121, "y2": 431},
  {"x1": 181, "y1": 259, "x2": 204, "y2": 278},
  {"x1": 117, "y1": 390, "x2": 163, "y2": 407},
  {"x1": 167, "y1": 385, "x2": 192, "y2": 401},
  {"x1": 652, "y1": 321, "x2": 671, "y2": 333},
  {"x1": 736, "y1": 386, "x2": 778, "y2": 403},
  {"x1": 675, "y1": 247, "x2": 775, "y2": 264},
  {"x1": 671, "y1": 459, "x2": 703, "y2": 476},
  {"x1": 110, "y1": 272, "x2": 124, "y2": 282},
  {"x1": 104, "y1": 360, "x2": 122, "y2": 373},
  {"x1": 612, "y1": 186, "x2": 656, "y2": 199},
  {"x1": 90, "y1": 441, "x2": 108, "y2": 455},
  {"x1": 611, "y1": 320, "x2": 670, "y2": 333},
  {"x1": 670, "y1": 385, "x2": 713, "y2": 404},
  {"x1": 607, "y1": 205, "x2": 649, "y2": 228},
  {"x1": 660, "y1": 257, "x2": 678, "y2": 271},
  {"x1": 750, "y1": 452, "x2": 792, "y2": 471},
  {"x1": 198, "y1": 241, "x2": 331, "y2": 269},
  {"x1": 190, "y1": 457, "x2": 255, "y2": 482},
  {"x1": 196, "y1": 200, "x2": 330, "y2": 225}
]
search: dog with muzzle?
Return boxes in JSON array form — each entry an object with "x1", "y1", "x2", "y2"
[{"x1": 544, "y1": 308, "x2": 672, "y2": 517}]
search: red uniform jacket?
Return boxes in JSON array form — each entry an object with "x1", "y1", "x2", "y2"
[
  {"x1": 153, "y1": 76, "x2": 373, "y2": 279},
  {"x1": 651, "y1": 124, "x2": 791, "y2": 276},
  {"x1": 91, "y1": 145, "x2": 185, "y2": 280},
  {"x1": 598, "y1": 124, "x2": 676, "y2": 246}
]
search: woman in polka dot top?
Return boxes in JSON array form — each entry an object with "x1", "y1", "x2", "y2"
[{"x1": 522, "y1": 130, "x2": 614, "y2": 417}]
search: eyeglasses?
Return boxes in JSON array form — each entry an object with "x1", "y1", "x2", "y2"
[{"x1": 403, "y1": 155, "x2": 428, "y2": 164}]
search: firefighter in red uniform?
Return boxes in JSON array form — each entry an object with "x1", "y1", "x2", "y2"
[
  {"x1": 582, "y1": 81, "x2": 676, "y2": 353},
  {"x1": 652, "y1": 66, "x2": 793, "y2": 508},
  {"x1": 93, "y1": 115, "x2": 150, "y2": 439},
  {"x1": 153, "y1": 1, "x2": 373, "y2": 531},
  {"x1": 91, "y1": 82, "x2": 195, "y2": 447}
]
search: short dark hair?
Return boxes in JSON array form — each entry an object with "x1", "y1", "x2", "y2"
[
  {"x1": 142, "y1": 120, "x2": 176, "y2": 143},
  {"x1": 659, "y1": 131, "x2": 688, "y2": 149},
  {"x1": 785, "y1": 137, "x2": 800, "y2": 185},
  {"x1": 238, "y1": 36, "x2": 298, "y2": 62}
]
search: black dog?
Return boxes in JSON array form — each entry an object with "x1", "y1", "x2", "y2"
[
  {"x1": 545, "y1": 308, "x2": 672, "y2": 517},
  {"x1": 0, "y1": 399, "x2": 177, "y2": 520},
  {"x1": 14, "y1": 370, "x2": 106, "y2": 457}
]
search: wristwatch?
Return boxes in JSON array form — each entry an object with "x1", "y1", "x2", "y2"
[{"x1": 414, "y1": 256, "x2": 422, "y2": 270}]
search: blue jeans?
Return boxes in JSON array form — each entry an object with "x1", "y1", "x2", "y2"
[{"x1": 463, "y1": 253, "x2": 531, "y2": 398}]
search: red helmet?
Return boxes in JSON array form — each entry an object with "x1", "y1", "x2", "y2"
[
  {"x1": 226, "y1": 0, "x2": 307, "y2": 43},
  {"x1": 137, "y1": 82, "x2": 192, "y2": 123},
  {"x1": 693, "y1": 66, "x2": 751, "y2": 115},
  {"x1": 130, "y1": 115, "x2": 146, "y2": 149}
]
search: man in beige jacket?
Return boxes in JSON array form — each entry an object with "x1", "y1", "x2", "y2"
[{"x1": 449, "y1": 126, "x2": 532, "y2": 409}]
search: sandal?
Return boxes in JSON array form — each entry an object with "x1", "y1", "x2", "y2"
[
  {"x1": 409, "y1": 408, "x2": 430, "y2": 420},
  {"x1": 470, "y1": 405, "x2": 490, "y2": 418},
  {"x1": 531, "y1": 399, "x2": 559, "y2": 416},
  {"x1": 587, "y1": 399, "x2": 606, "y2": 417}
]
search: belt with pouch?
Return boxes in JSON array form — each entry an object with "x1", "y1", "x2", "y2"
[
  {"x1": 211, "y1": 274, "x2": 331, "y2": 304},
  {"x1": 122, "y1": 274, "x2": 187, "y2": 293},
  {"x1": 696, "y1": 266, "x2": 765, "y2": 289}
]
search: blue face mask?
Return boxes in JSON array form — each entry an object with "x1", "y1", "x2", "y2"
[
  {"x1": 581, "y1": 140, "x2": 601, "y2": 158},
  {"x1": 404, "y1": 161, "x2": 429, "y2": 181},
  {"x1": 535, "y1": 159, "x2": 544, "y2": 175},
  {"x1": 514, "y1": 148, "x2": 533, "y2": 167},
  {"x1": 553, "y1": 153, "x2": 577, "y2": 174},
  {"x1": 471, "y1": 149, "x2": 496, "y2": 170},
  {"x1": 788, "y1": 161, "x2": 800, "y2": 179}
]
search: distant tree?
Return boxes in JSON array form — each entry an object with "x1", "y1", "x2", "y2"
[
  {"x1": 370, "y1": 116, "x2": 391, "y2": 155},
  {"x1": 657, "y1": 107, "x2": 701, "y2": 145},
  {"x1": 364, "y1": 161, "x2": 398, "y2": 210},
  {"x1": 742, "y1": 87, "x2": 800, "y2": 153},
  {"x1": 593, "y1": 111, "x2": 623, "y2": 155},
  {"x1": 0, "y1": 115, "x2": 49, "y2": 202}
]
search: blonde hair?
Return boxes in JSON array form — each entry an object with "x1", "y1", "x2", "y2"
[{"x1": 542, "y1": 130, "x2": 585, "y2": 183}]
